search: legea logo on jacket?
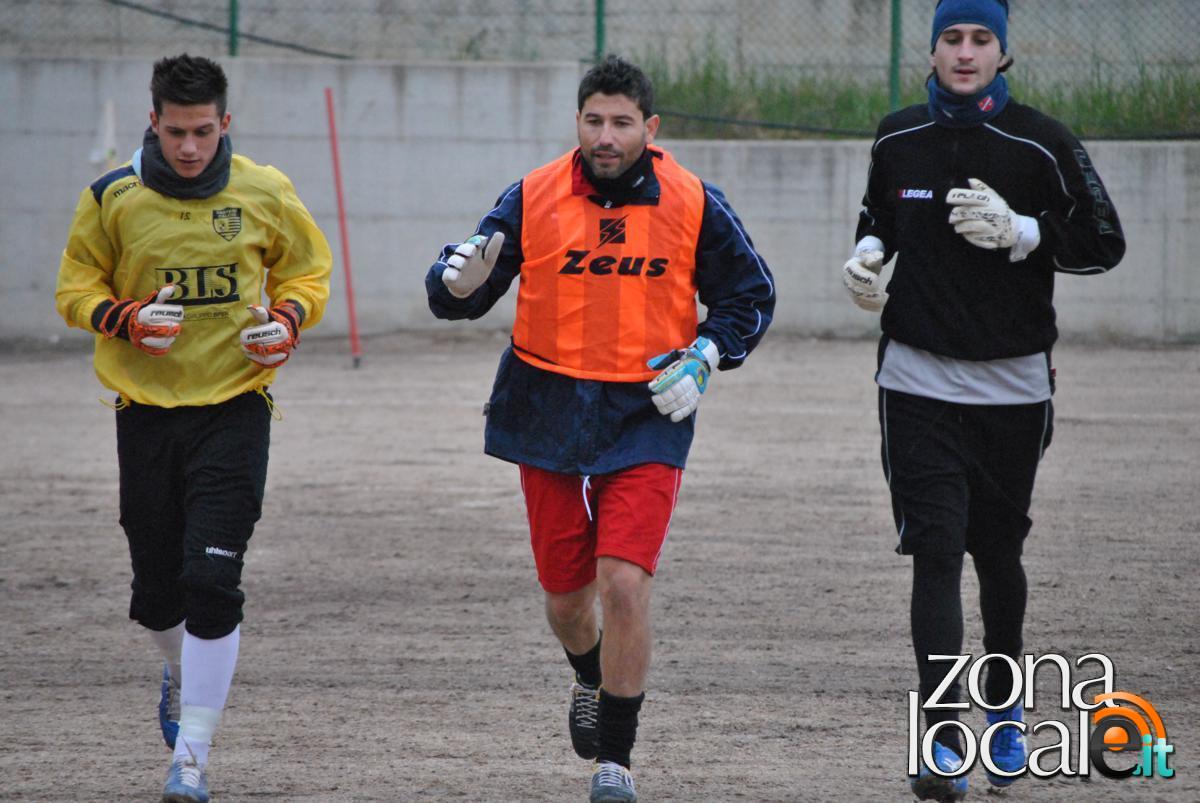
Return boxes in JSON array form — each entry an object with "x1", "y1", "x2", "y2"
[{"x1": 899, "y1": 188, "x2": 934, "y2": 200}]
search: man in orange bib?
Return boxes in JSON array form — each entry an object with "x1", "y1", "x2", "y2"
[{"x1": 425, "y1": 55, "x2": 775, "y2": 802}]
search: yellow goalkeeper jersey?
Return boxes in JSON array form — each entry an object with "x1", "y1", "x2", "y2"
[{"x1": 56, "y1": 154, "x2": 332, "y2": 408}]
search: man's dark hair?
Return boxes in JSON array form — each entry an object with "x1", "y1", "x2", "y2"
[
  {"x1": 150, "y1": 54, "x2": 229, "y2": 116},
  {"x1": 577, "y1": 55, "x2": 654, "y2": 119}
]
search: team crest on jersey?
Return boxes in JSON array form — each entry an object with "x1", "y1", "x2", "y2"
[
  {"x1": 598, "y1": 216, "x2": 627, "y2": 246},
  {"x1": 212, "y1": 207, "x2": 243, "y2": 241},
  {"x1": 898, "y1": 188, "x2": 934, "y2": 200},
  {"x1": 977, "y1": 95, "x2": 995, "y2": 113}
]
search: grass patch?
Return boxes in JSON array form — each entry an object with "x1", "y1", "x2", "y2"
[
  {"x1": 1013, "y1": 62, "x2": 1200, "y2": 139},
  {"x1": 641, "y1": 49, "x2": 1200, "y2": 139}
]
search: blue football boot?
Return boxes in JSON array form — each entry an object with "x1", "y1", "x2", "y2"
[
  {"x1": 986, "y1": 703, "x2": 1028, "y2": 787},
  {"x1": 911, "y1": 741, "x2": 968, "y2": 801},
  {"x1": 159, "y1": 664, "x2": 181, "y2": 749},
  {"x1": 162, "y1": 757, "x2": 209, "y2": 802}
]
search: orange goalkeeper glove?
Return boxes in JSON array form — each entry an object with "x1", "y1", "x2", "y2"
[
  {"x1": 96, "y1": 285, "x2": 183, "y2": 356},
  {"x1": 240, "y1": 301, "x2": 304, "y2": 367}
]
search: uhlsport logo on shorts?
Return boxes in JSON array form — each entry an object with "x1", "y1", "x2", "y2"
[{"x1": 907, "y1": 652, "x2": 1175, "y2": 781}]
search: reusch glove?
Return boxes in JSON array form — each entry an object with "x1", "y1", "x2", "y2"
[
  {"x1": 842, "y1": 247, "x2": 887, "y2": 312},
  {"x1": 946, "y1": 178, "x2": 1040, "y2": 259},
  {"x1": 240, "y1": 301, "x2": 303, "y2": 367},
  {"x1": 96, "y1": 285, "x2": 183, "y2": 356},
  {"x1": 647, "y1": 336, "x2": 720, "y2": 423},
  {"x1": 442, "y1": 231, "x2": 505, "y2": 298}
]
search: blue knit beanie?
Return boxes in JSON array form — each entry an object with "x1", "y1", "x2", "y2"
[{"x1": 931, "y1": 0, "x2": 1009, "y2": 53}]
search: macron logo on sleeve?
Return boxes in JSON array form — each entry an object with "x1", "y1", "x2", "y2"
[{"x1": 898, "y1": 188, "x2": 934, "y2": 200}]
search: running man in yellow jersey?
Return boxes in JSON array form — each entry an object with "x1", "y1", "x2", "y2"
[{"x1": 55, "y1": 54, "x2": 331, "y2": 803}]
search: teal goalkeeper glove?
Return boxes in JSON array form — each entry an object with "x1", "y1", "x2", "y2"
[
  {"x1": 442, "y1": 231, "x2": 505, "y2": 298},
  {"x1": 647, "y1": 336, "x2": 719, "y2": 423}
]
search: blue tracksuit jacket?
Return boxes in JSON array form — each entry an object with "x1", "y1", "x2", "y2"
[{"x1": 425, "y1": 148, "x2": 775, "y2": 475}]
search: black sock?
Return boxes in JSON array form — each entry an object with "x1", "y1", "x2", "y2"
[
  {"x1": 596, "y1": 689, "x2": 644, "y2": 769},
  {"x1": 912, "y1": 552, "x2": 965, "y2": 757},
  {"x1": 565, "y1": 634, "x2": 602, "y2": 688},
  {"x1": 975, "y1": 549, "x2": 1027, "y2": 708}
]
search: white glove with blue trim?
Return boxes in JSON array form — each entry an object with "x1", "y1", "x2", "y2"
[
  {"x1": 442, "y1": 231, "x2": 505, "y2": 298},
  {"x1": 647, "y1": 337, "x2": 720, "y2": 423}
]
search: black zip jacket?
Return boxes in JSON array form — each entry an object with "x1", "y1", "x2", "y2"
[{"x1": 856, "y1": 101, "x2": 1125, "y2": 361}]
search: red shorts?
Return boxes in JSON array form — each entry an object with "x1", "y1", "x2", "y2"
[{"x1": 519, "y1": 462, "x2": 683, "y2": 594}]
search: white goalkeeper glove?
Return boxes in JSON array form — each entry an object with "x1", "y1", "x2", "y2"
[
  {"x1": 946, "y1": 178, "x2": 1041, "y2": 261},
  {"x1": 240, "y1": 303, "x2": 301, "y2": 367},
  {"x1": 647, "y1": 337, "x2": 720, "y2": 423},
  {"x1": 442, "y1": 231, "x2": 505, "y2": 298},
  {"x1": 97, "y1": 285, "x2": 184, "y2": 356},
  {"x1": 842, "y1": 237, "x2": 887, "y2": 312}
]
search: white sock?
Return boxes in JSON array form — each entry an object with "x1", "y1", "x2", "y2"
[
  {"x1": 176, "y1": 706, "x2": 221, "y2": 768},
  {"x1": 173, "y1": 626, "x2": 240, "y2": 767},
  {"x1": 148, "y1": 622, "x2": 185, "y2": 685}
]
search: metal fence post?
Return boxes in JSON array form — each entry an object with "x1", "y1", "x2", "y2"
[
  {"x1": 889, "y1": 0, "x2": 902, "y2": 111},
  {"x1": 229, "y1": 0, "x2": 239, "y2": 56},
  {"x1": 594, "y1": 0, "x2": 605, "y2": 64}
]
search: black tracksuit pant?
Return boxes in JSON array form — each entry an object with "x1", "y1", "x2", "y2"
[
  {"x1": 116, "y1": 391, "x2": 270, "y2": 639},
  {"x1": 879, "y1": 387, "x2": 1053, "y2": 747}
]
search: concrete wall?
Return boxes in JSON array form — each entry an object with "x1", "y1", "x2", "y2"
[{"x1": 3, "y1": 57, "x2": 1197, "y2": 345}]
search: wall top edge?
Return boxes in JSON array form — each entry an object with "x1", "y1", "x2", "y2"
[
  {"x1": 0, "y1": 56, "x2": 586, "y2": 70},
  {"x1": 657, "y1": 137, "x2": 1200, "y2": 148}
]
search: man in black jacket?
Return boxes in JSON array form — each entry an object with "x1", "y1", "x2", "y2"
[{"x1": 842, "y1": 1, "x2": 1124, "y2": 799}]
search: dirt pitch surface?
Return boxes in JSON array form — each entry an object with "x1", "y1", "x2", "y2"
[{"x1": 2, "y1": 332, "x2": 1197, "y2": 802}]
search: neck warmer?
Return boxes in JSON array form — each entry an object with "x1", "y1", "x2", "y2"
[
  {"x1": 134, "y1": 127, "x2": 232, "y2": 200},
  {"x1": 927, "y1": 73, "x2": 1009, "y2": 128},
  {"x1": 578, "y1": 147, "x2": 655, "y2": 206}
]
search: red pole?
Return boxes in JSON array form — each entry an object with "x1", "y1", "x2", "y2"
[{"x1": 324, "y1": 86, "x2": 363, "y2": 368}]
